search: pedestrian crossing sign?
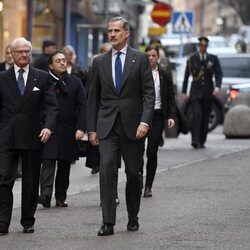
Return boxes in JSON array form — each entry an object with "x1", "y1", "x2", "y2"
[{"x1": 172, "y1": 11, "x2": 194, "y2": 34}]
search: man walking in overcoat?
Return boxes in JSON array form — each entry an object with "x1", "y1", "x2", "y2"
[
  {"x1": 0, "y1": 37, "x2": 57, "y2": 236},
  {"x1": 38, "y1": 50, "x2": 86, "y2": 208}
]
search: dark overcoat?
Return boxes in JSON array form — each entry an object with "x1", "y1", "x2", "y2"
[
  {"x1": 0, "y1": 66, "x2": 57, "y2": 150},
  {"x1": 42, "y1": 72, "x2": 86, "y2": 161}
]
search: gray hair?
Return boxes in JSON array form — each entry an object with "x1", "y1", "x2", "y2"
[
  {"x1": 10, "y1": 37, "x2": 32, "y2": 51},
  {"x1": 108, "y1": 16, "x2": 130, "y2": 31},
  {"x1": 62, "y1": 45, "x2": 76, "y2": 55}
]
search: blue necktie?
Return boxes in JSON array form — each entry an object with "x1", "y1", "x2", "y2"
[
  {"x1": 17, "y1": 68, "x2": 25, "y2": 95},
  {"x1": 115, "y1": 51, "x2": 122, "y2": 93}
]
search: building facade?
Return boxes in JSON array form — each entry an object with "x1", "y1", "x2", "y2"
[{"x1": 0, "y1": 0, "x2": 143, "y2": 69}]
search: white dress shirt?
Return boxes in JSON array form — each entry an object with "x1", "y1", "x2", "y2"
[{"x1": 152, "y1": 66, "x2": 161, "y2": 110}]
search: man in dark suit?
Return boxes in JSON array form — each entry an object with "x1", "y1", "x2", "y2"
[
  {"x1": 0, "y1": 45, "x2": 14, "y2": 72},
  {"x1": 0, "y1": 37, "x2": 57, "y2": 236},
  {"x1": 87, "y1": 16, "x2": 155, "y2": 236},
  {"x1": 182, "y1": 36, "x2": 223, "y2": 149}
]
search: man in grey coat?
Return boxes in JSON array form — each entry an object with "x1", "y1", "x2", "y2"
[{"x1": 87, "y1": 16, "x2": 155, "y2": 236}]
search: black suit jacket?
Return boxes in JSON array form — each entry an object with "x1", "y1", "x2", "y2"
[
  {"x1": 182, "y1": 52, "x2": 223, "y2": 100},
  {"x1": 0, "y1": 62, "x2": 7, "y2": 72},
  {"x1": 158, "y1": 65, "x2": 176, "y2": 121},
  {"x1": 87, "y1": 46, "x2": 155, "y2": 140},
  {"x1": 0, "y1": 66, "x2": 57, "y2": 150}
]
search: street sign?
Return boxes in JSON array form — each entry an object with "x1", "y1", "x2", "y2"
[
  {"x1": 172, "y1": 11, "x2": 194, "y2": 34},
  {"x1": 148, "y1": 27, "x2": 167, "y2": 36},
  {"x1": 151, "y1": 2, "x2": 172, "y2": 27}
]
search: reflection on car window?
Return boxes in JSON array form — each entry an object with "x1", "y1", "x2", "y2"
[{"x1": 219, "y1": 58, "x2": 250, "y2": 78}]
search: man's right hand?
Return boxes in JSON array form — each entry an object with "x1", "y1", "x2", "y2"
[
  {"x1": 88, "y1": 132, "x2": 99, "y2": 146},
  {"x1": 182, "y1": 93, "x2": 189, "y2": 103}
]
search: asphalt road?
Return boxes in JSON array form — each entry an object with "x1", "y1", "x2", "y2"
[{"x1": 2, "y1": 126, "x2": 250, "y2": 250}]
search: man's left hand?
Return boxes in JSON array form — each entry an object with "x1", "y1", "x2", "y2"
[
  {"x1": 213, "y1": 87, "x2": 220, "y2": 96},
  {"x1": 75, "y1": 130, "x2": 84, "y2": 141},
  {"x1": 136, "y1": 124, "x2": 149, "y2": 139},
  {"x1": 39, "y1": 128, "x2": 52, "y2": 143},
  {"x1": 167, "y1": 119, "x2": 175, "y2": 128}
]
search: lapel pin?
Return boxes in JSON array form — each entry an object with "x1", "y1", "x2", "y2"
[{"x1": 132, "y1": 60, "x2": 135, "y2": 63}]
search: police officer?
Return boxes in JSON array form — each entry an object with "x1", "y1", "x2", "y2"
[{"x1": 182, "y1": 36, "x2": 223, "y2": 149}]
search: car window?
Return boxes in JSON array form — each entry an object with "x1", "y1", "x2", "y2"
[{"x1": 219, "y1": 58, "x2": 250, "y2": 78}]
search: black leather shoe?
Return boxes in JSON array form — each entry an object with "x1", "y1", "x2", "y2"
[
  {"x1": 0, "y1": 226, "x2": 8, "y2": 236},
  {"x1": 23, "y1": 226, "x2": 34, "y2": 233},
  {"x1": 143, "y1": 187, "x2": 152, "y2": 198},
  {"x1": 56, "y1": 200, "x2": 68, "y2": 207},
  {"x1": 200, "y1": 144, "x2": 206, "y2": 149},
  {"x1": 127, "y1": 217, "x2": 139, "y2": 231},
  {"x1": 191, "y1": 142, "x2": 200, "y2": 149},
  {"x1": 38, "y1": 195, "x2": 51, "y2": 208},
  {"x1": 97, "y1": 224, "x2": 114, "y2": 236},
  {"x1": 91, "y1": 166, "x2": 99, "y2": 174}
]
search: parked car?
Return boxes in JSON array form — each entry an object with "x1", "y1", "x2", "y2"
[
  {"x1": 218, "y1": 53, "x2": 250, "y2": 111},
  {"x1": 161, "y1": 35, "x2": 236, "y2": 59},
  {"x1": 227, "y1": 82, "x2": 250, "y2": 108}
]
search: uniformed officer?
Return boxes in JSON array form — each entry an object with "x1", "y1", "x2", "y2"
[{"x1": 182, "y1": 36, "x2": 223, "y2": 149}]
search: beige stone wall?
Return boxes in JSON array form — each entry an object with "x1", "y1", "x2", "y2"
[{"x1": 0, "y1": 0, "x2": 27, "y2": 60}]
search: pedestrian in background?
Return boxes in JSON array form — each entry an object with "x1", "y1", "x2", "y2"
[
  {"x1": 87, "y1": 16, "x2": 155, "y2": 236},
  {"x1": 0, "y1": 45, "x2": 14, "y2": 71},
  {"x1": 0, "y1": 37, "x2": 57, "y2": 236},
  {"x1": 38, "y1": 50, "x2": 86, "y2": 208},
  {"x1": 62, "y1": 45, "x2": 87, "y2": 85},
  {"x1": 182, "y1": 36, "x2": 223, "y2": 149},
  {"x1": 33, "y1": 40, "x2": 56, "y2": 72},
  {"x1": 143, "y1": 45, "x2": 176, "y2": 198}
]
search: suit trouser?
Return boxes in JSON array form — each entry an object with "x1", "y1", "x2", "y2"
[
  {"x1": 145, "y1": 109, "x2": 164, "y2": 189},
  {"x1": 0, "y1": 148, "x2": 41, "y2": 228},
  {"x1": 190, "y1": 98, "x2": 212, "y2": 145},
  {"x1": 99, "y1": 115, "x2": 144, "y2": 225},
  {"x1": 40, "y1": 160, "x2": 71, "y2": 201}
]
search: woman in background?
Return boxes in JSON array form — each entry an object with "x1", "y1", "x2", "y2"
[{"x1": 143, "y1": 45, "x2": 176, "y2": 197}]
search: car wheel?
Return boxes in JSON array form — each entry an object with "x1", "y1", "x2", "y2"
[
  {"x1": 208, "y1": 103, "x2": 220, "y2": 132},
  {"x1": 186, "y1": 102, "x2": 221, "y2": 132}
]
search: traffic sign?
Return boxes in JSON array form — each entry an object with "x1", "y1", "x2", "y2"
[
  {"x1": 151, "y1": 2, "x2": 172, "y2": 27},
  {"x1": 172, "y1": 11, "x2": 194, "y2": 34},
  {"x1": 148, "y1": 27, "x2": 167, "y2": 36}
]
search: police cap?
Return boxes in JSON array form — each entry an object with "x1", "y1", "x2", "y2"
[{"x1": 198, "y1": 36, "x2": 209, "y2": 46}]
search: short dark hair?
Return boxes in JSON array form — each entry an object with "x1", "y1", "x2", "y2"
[
  {"x1": 145, "y1": 44, "x2": 160, "y2": 57},
  {"x1": 42, "y1": 40, "x2": 56, "y2": 51},
  {"x1": 48, "y1": 50, "x2": 65, "y2": 65},
  {"x1": 108, "y1": 16, "x2": 130, "y2": 31}
]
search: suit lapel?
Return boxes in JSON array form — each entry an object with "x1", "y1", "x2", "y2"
[
  {"x1": 121, "y1": 47, "x2": 136, "y2": 88},
  {"x1": 5, "y1": 67, "x2": 22, "y2": 100},
  {"x1": 19, "y1": 67, "x2": 39, "y2": 107},
  {"x1": 103, "y1": 51, "x2": 117, "y2": 93}
]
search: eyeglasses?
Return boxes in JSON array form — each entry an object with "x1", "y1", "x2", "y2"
[{"x1": 13, "y1": 50, "x2": 31, "y2": 55}]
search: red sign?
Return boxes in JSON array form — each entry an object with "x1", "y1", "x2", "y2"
[{"x1": 151, "y1": 2, "x2": 172, "y2": 27}]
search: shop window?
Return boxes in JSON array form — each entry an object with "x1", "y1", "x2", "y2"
[{"x1": 32, "y1": 0, "x2": 64, "y2": 53}]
